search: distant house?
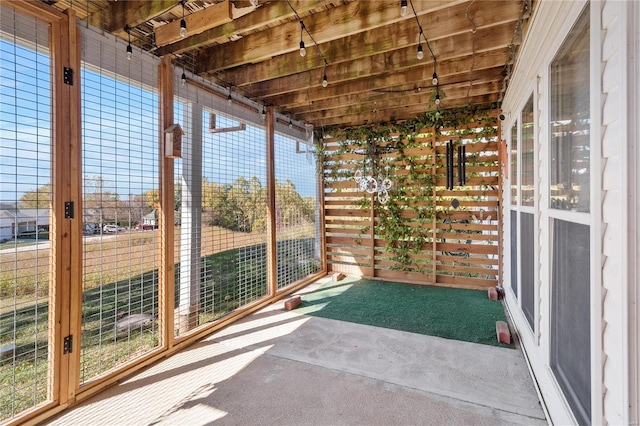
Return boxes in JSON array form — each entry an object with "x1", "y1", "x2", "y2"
[
  {"x1": 0, "y1": 204, "x2": 49, "y2": 241},
  {"x1": 142, "y1": 211, "x2": 157, "y2": 227}
]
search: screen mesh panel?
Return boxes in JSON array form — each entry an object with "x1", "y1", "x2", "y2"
[
  {"x1": 274, "y1": 136, "x2": 322, "y2": 289},
  {"x1": 0, "y1": 5, "x2": 52, "y2": 421},
  {"x1": 79, "y1": 27, "x2": 160, "y2": 383},
  {"x1": 174, "y1": 91, "x2": 269, "y2": 333},
  {"x1": 550, "y1": 219, "x2": 590, "y2": 425}
]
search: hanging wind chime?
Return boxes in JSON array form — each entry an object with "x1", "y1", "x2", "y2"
[{"x1": 353, "y1": 139, "x2": 394, "y2": 204}]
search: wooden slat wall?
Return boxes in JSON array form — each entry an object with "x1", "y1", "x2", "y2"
[{"x1": 323, "y1": 117, "x2": 501, "y2": 290}]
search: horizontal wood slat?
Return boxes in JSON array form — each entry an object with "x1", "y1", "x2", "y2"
[{"x1": 323, "y1": 120, "x2": 500, "y2": 290}]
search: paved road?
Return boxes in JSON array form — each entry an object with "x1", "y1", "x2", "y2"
[{"x1": 0, "y1": 232, "x2": 126, "y2": 254}]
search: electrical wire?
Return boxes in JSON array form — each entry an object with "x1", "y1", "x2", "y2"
[
  {"x1": 286, "y1": 1, "x2": 329, "y2": 68},
  {"x1": 465, "y1": 0, "x2": 476, "y2": 105}
]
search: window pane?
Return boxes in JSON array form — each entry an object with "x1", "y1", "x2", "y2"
[
  {"x1": 550, "y1": 219, "x2": 590, "y2": 425},
  {"x1": 521, "y1": 96, "x2": 534, "y2": 207},
  {"x1": 510, "y1": 122, "x2": 518, "y2": 204},
  {"x1": 549, "y1": 9, "x2": 590, "y2": 212}
]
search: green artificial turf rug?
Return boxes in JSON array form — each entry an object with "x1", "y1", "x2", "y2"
[{"x1": 296, "y1": 278, "x2": 513, "y2": 348}]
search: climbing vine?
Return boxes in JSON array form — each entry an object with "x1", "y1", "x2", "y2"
[{"x1": 319, "y1": 104, "x2": 500, "y2": 273}]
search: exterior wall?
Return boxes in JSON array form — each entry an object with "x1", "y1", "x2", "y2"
[
  {"x1": 501, "y1": 0, "x2": 638, "y2": 423},
  {"x1": 600, "y1": 2, "x2": 632, "y2": 423},
  {"x1": 628, "y1": 2, "x2": 640, "y2": 423}
]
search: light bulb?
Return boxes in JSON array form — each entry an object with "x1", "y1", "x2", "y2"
[
  {"x1": 181, "y1": 72, "x2": 187, "y2": 87},
  {"x1": 261, "y1": 108, "x2": 266, "y2": 120},
  {"x1": 289, "y1": 120, "x2": 293, "y2": 129},
  {"x1": 227, "y1": 94, "x2": 232, "y2": 105},
  {"x1": 180, "y1": 19, "x2": 187, "y2": 38},
  {"x1": 435, "y1": 93, "x2": 440, "y2": 105},
  {"x1": 417, "y1": 44, "x2": 424, "y2": 60},
  {"x1": 400, "y1": 0, "x2": 408, "y2": 17},
  {"x1": 322, "y1": 74, "x2": 328, "y2": 88},
  {"x1": 432, "y1": 72, "x2": 438, "y2": 85},
  {"x1": 299, "y1": 41, "x2": 306, "y2": 57},
  {"x1": 126, "y1": 44, "x2": 132, "y2": 60}
]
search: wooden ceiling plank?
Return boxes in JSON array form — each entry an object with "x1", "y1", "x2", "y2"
[
  {"x1": 296, "y1": 77, "x2": 502, "y2": 118},
  {"x1": 263, "y1": 66, "x2": 504, "y2": 109},
  {"x1": 237, "y1": 24, "x2": 512, "y2": 98},
  {"x1": 227, "y1": 23, "x2": 511, "y2": 88},
  {"x1": 316, "y1": 94, "x2": 500, "y2": 127},
  {"x1": 299, "y1": 82, "x2": 501, "y2": 122},
  {"x1": 154, "y1": 0, "x2": 344, "y2": 56},
  {"x1": 195, "y1": 0, "x2": 520, "y2": 74},
  {"x1": 89, "y1": 0, "x2": 178, "y2": 35},
  {"x1": 154, "y1": 0, "x2": 232, "y2": 47}
]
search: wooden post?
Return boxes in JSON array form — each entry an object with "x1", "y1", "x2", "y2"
[
  {"x1": 158, "y1": 56, "x2": 175, "y2": 348},
  {"x1": 369, "y1": 192, "x2": 376, "y2": 277},
  {"x1": 65, "y1": 8, "x2": 83, "y2": 404},
  {"x1": 49, "y1": 11, "x2": 69, "y2": 408},
  {"x1": 317, "y1": 136, "x2": 328, "y2": 274},
  {"x1": 431, "y1": 128, "x2": 438, "y2": 284},
  {"x1": 266, "y1": 106, "x2": 277, "y2": 296},
  {"x1": 49, "y1": 8, "x2": 84, "y2": 406},
  {"x1": 497, "y1": 118, "x2": 504, "y2": 287}
]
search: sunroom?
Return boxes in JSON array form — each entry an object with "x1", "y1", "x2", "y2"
[{"x1": 0, "y1": 0, "x2": 638, "y2": 425}]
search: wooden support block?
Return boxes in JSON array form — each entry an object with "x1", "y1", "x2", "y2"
[
  {"x1": 284, "y1": 296, "x2": 301, "y2": 311},
  {"x1": 496, "y1": 321, "x2": 511, "y2": 344},
  {"x1": 332, "y1": 272, "x2": 345, "y2": 281},
  {"x1": 488, "y1": 287, "x2": 498, "y2": 300}
]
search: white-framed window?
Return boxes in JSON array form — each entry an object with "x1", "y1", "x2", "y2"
[{"x1": 547, "y1": 5, "x2": 591, "y2": 425}]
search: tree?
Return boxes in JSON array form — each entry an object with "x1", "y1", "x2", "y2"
[
  {"x1": 83, "y1": 175, "x2": 120, "y2": 224},
  {"x1": 19, "y1": 183, "x2": 51, "y2": 208}
]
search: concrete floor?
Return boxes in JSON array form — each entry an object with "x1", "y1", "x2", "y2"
[{"x1": 47, "y1": 279, "x2": 547, "y2": 425}]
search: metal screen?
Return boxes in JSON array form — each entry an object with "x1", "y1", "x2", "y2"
[
  {"x1": 0, "y1": 5, "x2": 52, "y2": 421},
  {"x1": 174, "y1": 85, "x2": 270, "y2": 334},
  {"x1": 79, "y1": 28, "x2": 160, "y2": 383},
  {"x1": 274, "y1": 136, "x2": 322, "y2": 289}
]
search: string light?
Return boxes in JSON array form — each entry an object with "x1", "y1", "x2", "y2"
[
  {"x1": 400, "y1": 0, "x2": 408, "y2": 17},
  {"x1": 408, "y1": 0, "x2": 437, "y2": 88},
  {"x1": 288, "y1": 120, "x2": 293, "y2": 129},
  {"x1": 181, "y1": 68, "x2": 187, "y2": 87},
  {"x1": 287, "y1": 2, "x2": 330, "y2": 94},
  {"x1": 435, "y1": 91, "x2": 441, "y2": 105},
  {"x1": 124, "y1": 25, "x2": 132, "y2": 60},
  {"x1": 179, "y1": 0, "x2": 187, "y2": 38},
  {"x1": 299, "y1": 21, "x2": 306, "y2": 57},
  {"x1": 261, "y1": 106, "x2": 266, "y2": 120},
  {"x1": 227, "y1": 86, "x2": 232, "y2": 105}
]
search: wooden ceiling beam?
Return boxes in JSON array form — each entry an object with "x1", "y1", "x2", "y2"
[
  {"x1": 154, "y1": 0, "x2": 233, "y2": 47},
  {"x1": 154, "y1": 0, "x2": 342, "y2": 56},
  {"x1": 265, "y1": 66, "x2": 504, "y2": 110},
  {"x1": 287, "y1": 70, "x2": 502, "y2": 116},
  {"x1": 87, "y1": 0, "x2": 178, "y2": 35},
  {"x1": 235, "y1": 24, "x2": 513, "y2": 98},
  {"x1": 297, "y1": 81, "x2": 501, "y2": 122},
  {"x1": 295, "y1": 76, "x2": 502, "y2": 119},
  {"x1": 195, "y1": 0, "x2": 521, "y2": 74},
  {"x1": 316, "y1": 94, "x2": 500, "y2": 127}
]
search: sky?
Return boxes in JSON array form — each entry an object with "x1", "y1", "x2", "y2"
[{"x1": 0, "y1": 39, "x2": 317, "y2": 206}]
